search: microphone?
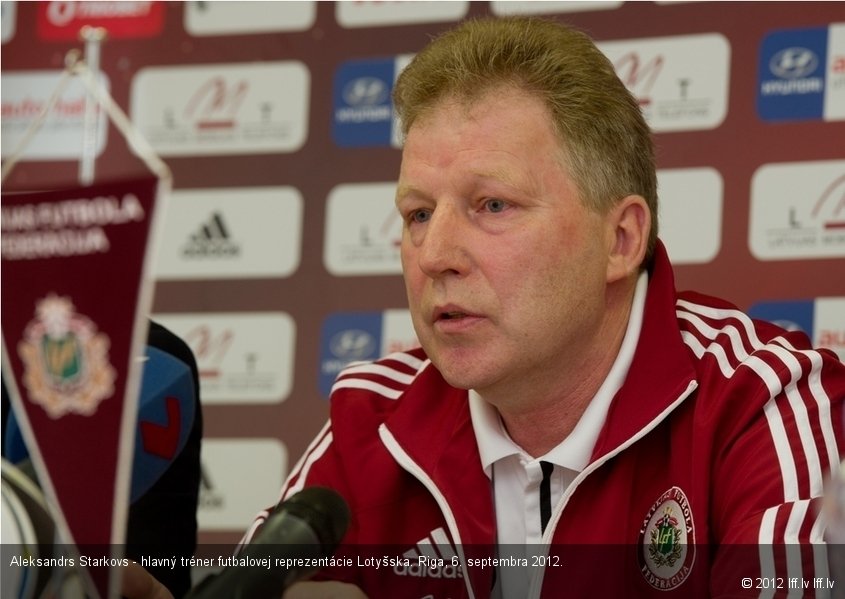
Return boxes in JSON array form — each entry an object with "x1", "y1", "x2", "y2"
[
  {"x1": 4, "y1": 344, "x2": 197, "y2": 503},
  {"x1": 186, "y1": 487, "x2": 351, "y2": 599}
]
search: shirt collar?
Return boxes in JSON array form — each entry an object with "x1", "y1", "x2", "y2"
[{"x1": 470, "y1": 271, "x2": 649, "y2": 477}]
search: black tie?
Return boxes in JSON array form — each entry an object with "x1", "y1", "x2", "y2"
[{"x1": 540, "y1": 461, "x2": 554, "y2": 534}]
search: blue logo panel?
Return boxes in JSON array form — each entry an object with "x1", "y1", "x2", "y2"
[
  {"x1": 758, "y1": 27, "x2": 828, "y2": 121},
  {"x1": 748, "y1": 299, "x2": 815, "y2": 336},
  {"x1": 332, "y1": 58, "x2": 397, "y2": 147},
  {"x1": 319, "y1": 311, "x2": 384, "y2": 396}
]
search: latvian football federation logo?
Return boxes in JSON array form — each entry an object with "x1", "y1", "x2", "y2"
[
  {"x1": 18, "y1": 294, "x2": 116, "y2": 418},
  {"x1": 638, "y1": 486, "x2": 695, "y2": 590}
]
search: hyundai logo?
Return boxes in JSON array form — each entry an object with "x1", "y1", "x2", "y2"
[
  {"x1": 330, "y1": 329, "x2": 377, "y2": 360},
  {"x1": 769, "y1": 47, "x2": 819, "y2": 79},
  {"x1": 342, "y1": 77, "x2": 389, "y2": 107}
]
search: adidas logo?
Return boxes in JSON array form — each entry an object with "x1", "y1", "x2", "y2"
[
  {"x1": 198, "y1": 463, "x2": 224, "y2": 509},
  {"x1": 182, "y1": 211, "x2": 240, "y2": 257},
  {"x1": 393, "y1": 527, "x2": 463, "y2": 579}
]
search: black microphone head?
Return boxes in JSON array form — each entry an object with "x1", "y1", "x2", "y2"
[{"x1": 275, "y1": 487, "x2": 350, "y2": 554}]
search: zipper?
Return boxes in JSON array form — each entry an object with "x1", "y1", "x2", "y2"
[{"x1": 527, "y1": 379, "x2": 699, "y2": 599}]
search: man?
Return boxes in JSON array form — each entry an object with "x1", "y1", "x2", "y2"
[{"x1": 129, "y1": 16, "x2": 845, "y2": 599}]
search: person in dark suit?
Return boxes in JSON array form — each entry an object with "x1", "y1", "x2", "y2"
[{"x1": 126, "y1": 320, "x2": 203, "y2": 598}]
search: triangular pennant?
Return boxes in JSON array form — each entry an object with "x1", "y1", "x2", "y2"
[{"x1": 2, "y1": 175, "x2": 163, "y2": 598}]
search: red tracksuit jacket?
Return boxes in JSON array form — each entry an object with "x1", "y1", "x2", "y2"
[{"x1": 249, "y1": 245, "x2": 845, "y2": 598}]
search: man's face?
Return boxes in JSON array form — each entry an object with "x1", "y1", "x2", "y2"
[{"x1": 396, "y1": 87, "x2": 616, "y2": 400}]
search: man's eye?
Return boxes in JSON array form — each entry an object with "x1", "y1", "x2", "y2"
[
  {"x1": 484, "y1": 199, "x2": 508, "y2": 213},
  {"x1": 409, "y1": 209, "x2": 432, "y2": 224}
]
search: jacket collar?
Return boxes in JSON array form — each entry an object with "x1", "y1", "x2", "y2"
[{"x1": 590, "y1": 240, "x2": 698, "y2": 462}]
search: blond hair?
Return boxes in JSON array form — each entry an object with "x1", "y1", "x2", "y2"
[{"x1": 393, "y1": 16, "x2": 658, "y2": 262}]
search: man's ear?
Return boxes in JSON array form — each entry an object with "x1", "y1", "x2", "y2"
[{"x1": 606, "y1": 194, "x2": 650, "y2": 284}]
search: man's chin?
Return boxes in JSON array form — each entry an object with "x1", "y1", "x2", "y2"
[
  {"x1": 423, "y1": 341, "x2": 501, "y2": 388},
  {"x1": 433, "y1": 359, "x2": 491, "y2": 392}
]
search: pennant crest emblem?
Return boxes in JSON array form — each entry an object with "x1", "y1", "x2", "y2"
[{"x1": 18, "y1": 294, "x2": 116, "y2": 418}]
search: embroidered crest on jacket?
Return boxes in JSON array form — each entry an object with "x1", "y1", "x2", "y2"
[{"x1": 638, "y1": 486, "x2": 696, "y2": 590}]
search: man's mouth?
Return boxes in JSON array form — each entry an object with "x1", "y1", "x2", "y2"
[
  {"x1": 433, "y1": 305, "x2": 480, "y2": 324},
  {"x1": 439, "y1": 311, "x2": 468, "y2": 321}
]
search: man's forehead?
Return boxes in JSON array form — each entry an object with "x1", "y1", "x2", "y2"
[{"x1": 399, "y1": 96, "x2": 568, "y2": 171}]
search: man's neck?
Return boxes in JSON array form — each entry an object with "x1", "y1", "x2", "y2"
[{"x1": 481, "y1": 276, "x2": 640, "y2": 457}]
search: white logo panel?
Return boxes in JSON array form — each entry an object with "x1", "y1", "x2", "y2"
[
  {"x1": 154, "y1": 186, "x2": 303, "y2": 280},
  {"x1": 381, "y1": 309, "x2": 420, "y2": 355},
  {"x1": 130, "y1": 62, "x2": 309, "y2": 156},
  {"x1": 657, "y1": 167, "x2": 723, "y2": 264},
  {"x1": 815, "y1": 297, "x2": 845, "y2": 361},
  {"x1": 324, "y1": 182, "x2": 402, "y2": 276},
  {"x1": 153, "y1": 312, "x2": 297, "y2": 405},
  {"x1": 198, "y1": 439, "x2": 287, "y2": 531},
  {"x1": 2, "y1": 1, "x2": 17, "y2": 44},
  {"x1": 599, "y1": 33, "x2": 730, "y2": 132},
  {"x1": 491, "y1": 1, "x2": 622, "y2": 15},
  {"x1": 336, "y1": 1, "x2": 468, "y2": 28},
  {"x1": 825, "y1": 23, "x2": 845, "y2": 121},
  {"x1": 750, "y1": 160, "x2": 845, "y2": 260},
  {"x1": 1, "y1": 71, "x2": 109, "y2": 160},
  {"x1": 185, "y1": 1, "x2": 316, "y2": 35},
  {"x1": 391, "y1": 53, "x2": 416, "y2": 148}
]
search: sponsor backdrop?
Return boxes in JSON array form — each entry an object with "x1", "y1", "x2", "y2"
[{"x1": 2, "y1": 1, "x2": 843, "y2": 545}]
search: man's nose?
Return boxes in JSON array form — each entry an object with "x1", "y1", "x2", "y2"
[{"x1": 416, "y1": 204, "x2": 472, "y2": 278}]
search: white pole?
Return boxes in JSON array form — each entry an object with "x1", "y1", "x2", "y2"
[{"x1": 78, "y1": 25, "x2": 107, "y2": 186}]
